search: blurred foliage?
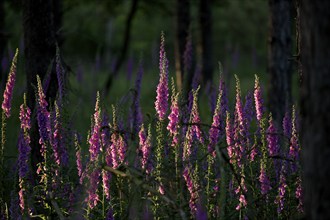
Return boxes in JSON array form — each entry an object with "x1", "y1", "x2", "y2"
[{"x1": 3, "y1": 0, "x2": 269, "y2": 73}]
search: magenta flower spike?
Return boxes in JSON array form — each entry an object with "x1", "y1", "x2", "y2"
[
  {"x1": 155, "y1": 33, "x2": 169, "y2": 121},
  {"x1": 208, "y1": 89, "x2": 223, "y2": 157},
  {"x1": 259, "y1": 166, "x2": 271, "y2": 195},
  {"x1": 234, "y1": 76, "x2": 246, "y2": 166},
  {"x1": 2, "y1": 49, "x2": 18, "y2": 118},
  {"x1": 89, "y1": 92, "x2": 101, "y2": 161},
  {"x1": 289, "y1": 106, "x2": 300, "y2": 172},
  {"x1": 167, "y1": 92, "x2": 180, "y2": 146},
  {"x1": 254, "y1": 75, "x2": 263, "y2": 123},
  {"x1": 139, "y1": 124, "x2": 152, "y2": 173},
  {"x1": 275, "y1": 165, "x2": 287, "y2": 214},
  {"x1": 36, "y1": 75, "x2": 51, "y2": 156},
  {"x1": 183, "y1": 165, "x2": 199, "y2": 215},
  {"x1": 18, "y1": 101, "x2": 31, "y2": 178},
  {"x1": 226, "y1": 111, "x2": 235, "y2": 164},
  {"x1": 86, "y1": 168, "x2": 101, "y2": 209},
  {"x1": 191, "y1": 87, "x2": 204, "y2": 144},
  {"x1": 52, "y1": 101, "x2": 68, "y2": 166}
]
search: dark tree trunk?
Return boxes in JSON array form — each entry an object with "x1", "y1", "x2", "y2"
[
  {"x1": 104, "y1": 0, "x2": 138, "y2": 95},
  {"x1": 0, "y1": 0, "x2": 6, "y2": 89},
  {"x1": 23, "y1": 0, "x2": 58, "y2": 177},
  {"x1": 199, "y1": 0, "x2": 214, "y2": 85},
  {"x1": 175, "y1": 0, "x2": 190, "y2": 91},
  {"x1": 268, "y1": 0, "x2": 293, "y2": 125},
  {"x1": 300, "y1": 0, "x2": 330, "y2": 219}
]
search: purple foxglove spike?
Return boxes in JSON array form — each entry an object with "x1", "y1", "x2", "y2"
[
  {"x1": 259, "y1": 166, "x2": 271, "y2": 195},
  {"x1": 244, "y1": 91, "x2": 254, "y2": 128},
  {"x1": 226, "y1": 112, "x2": 235, "y2": 164},
  {"x1": 139, "y1": 124, "x2": 152, "y2": 172},
  {"x1": 254, "y1": 75, "x2": 263, "y2": 123},
  {"x1": 36, "y1": 76, "x2": 51, "y2": 156},
  {"x1": 155, "y1": 33, "x2": 169, "y2": 120},
  {"x1": 191, "y1": 87, "x2": 204, "y2": 144},
  {"x1": 275, "y1": 166, "x2": 287, "y2": 213},
  {"x1": 155, "y1": 54, "x2": 169, "y2": 121},
  {"x1": 19, "y1": 104, "x2": 31, "y2": 131},
  {"x1": 2, "y1": 48, "x2": 18, "y2": 118},
  {"x1": 159, "y1": 32, "x2": 165, "y2": 73},
  {"x1": 86, "y1": 168, "x2": 101, "y2": 209},
  {"x1": 167, "y1": 92, "x2": 180, "y2": 147},
  {"x1": 208, "y1": 88, "x2": 223, "y2": 157},
  {"x1": 289, "y1": 106, "x2": 299, "y2": 172},
  {"x1": 235, "y1": 194, "x2": 247, "y2": 211},
  {"x1": 18, "y1": 133, "x2": 31, "y2": 179},
  {"x1": 183, "y1": 165, "x2": 199, "y2": 215},
  {"x1": 267, "y1": 113, "x2": 281, "y2": 178},
  {"x1": 89, "y1": 92, "x2": 101, "y2": 161},
  {"x1": 110, "y1": 132, "x2": 119, "y2": 169},
  {"x1": 52, "y1": 102, "x2": 68, "y2": 166},
  {"x1": 102, "y1": 170, "x2": 111, "y2": 200}
]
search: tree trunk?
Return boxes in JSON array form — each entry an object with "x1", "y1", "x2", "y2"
[
  {"x1": 268, "y1": 0, "x2": 293, "y2": 125},
  {"x1": 104, "y1": 0, "x2": 139, "y2": 95},
  {"x1": 199, "y1": 0, "x2": 213, "y2": 85},
  {"x1": 300, "y1": 0, "x2": 330, "y2": 219},
  {"x1": 175, "y1": 0, "x2": 190, "y2": 91},
  {"x1": 23, "y1": 0, "x2": 57, "y2": 177}
]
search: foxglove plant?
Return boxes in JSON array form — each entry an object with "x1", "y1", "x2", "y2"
[
  {"x1": 139, "y1": 124, "x2": 152, "y2": 174},
  {"x1": 234, "y1": 76, "x2": 246, "y2": 167},
  {"x1": 86, "y1": 168, "x2": 101, "y2": 209},
  {"x1": 289, "y1": 106, "x2": 300, "y2": 173},
  {"x1": 89, "y1": 92, "x2": 101, "y2": 162},
  {"x1": 183, "y1": 164, "x2": 200, "y2": 215},
  {"x1": 259, "y1": 165, "x2": 271, "y2": 195},
  {"x1": 275, "y1": 165, "x2": 287, "y2": 214},
  {"x1": 226, "y1": 111, "x2": 235, "y2": 164},
  {"x1": 75, "y1": 133, "x2": 83, "y2": 182},
  {"x1": 17, "y1": 94, "x2": 31, "y2": 214},
  {"x1": 155, "y1": 33, "x2": 169, "y2": 121},
  {"x1": 1, "y1": 48, "x2": 18, "y2": 118},
  {"x1": 190, "y1": 87, "x2": 204, "y2": 144},
  {"x1": 208, "y1": 88, "x2": 223, "y2": 157},
  {"x1": 167, "y1": 92, "x2": 180, "y2": 147},
  {"x1": 52, "y1": 101, "x2": 68, "y2": 167},
  {"x1": 267, "y1": 113, "x2": 280, "y2": 178},
  {"x1": 0, "y1": 50, "x2": 18, "y2": 202},
  {"x1": 254, "y1": 75, "x2": 263, "y2": 123},
  {"x1": 36, "y1": 75, "x2": 51, "y2": 159},
  {"x1": 183, "y1": 87, "x2": 203, "y2": 161}
]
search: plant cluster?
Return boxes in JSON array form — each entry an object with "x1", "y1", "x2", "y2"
[{"x1": 0, "y1": 35, "x2": 303, "y2": 219}]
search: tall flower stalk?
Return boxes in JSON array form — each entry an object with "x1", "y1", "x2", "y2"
[
  {"x1": 155, "y1": 33, "x2": 169, "y2": 121},
  {"x1": 18, "y1": 94, "x2": 31, "y2": 215},
  {"x1": 1, "y1": 49, "x2": 18, "y2": 203}
]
